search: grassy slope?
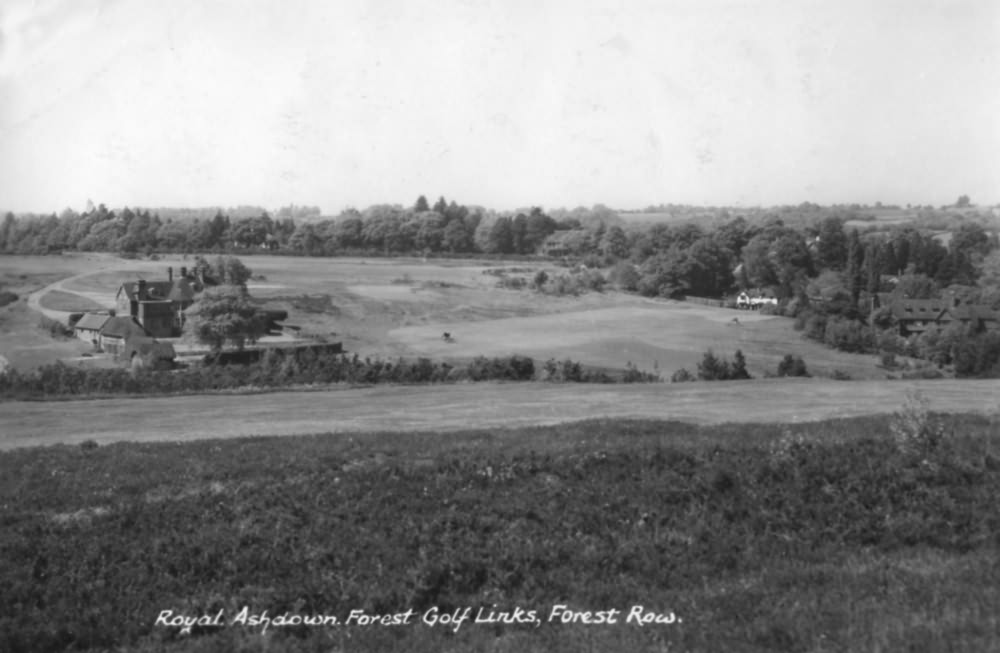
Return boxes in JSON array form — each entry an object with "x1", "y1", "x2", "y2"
[{"x1": 1, "y1": 415, "x2": 998, "y2": 652}]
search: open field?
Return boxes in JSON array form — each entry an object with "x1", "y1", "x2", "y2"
[
  {"x1": 4, "y1": 253, "x2": 890, "y2": 379},
  {"x1": 390, "y1": 302, "x2": 879, "y2": 377},
  {"x1": 2, "y1": 415, "x2": 998, "y2": 652},
  {"x1": 2, "y1": 378, "x2": 998, "y2": 450}
]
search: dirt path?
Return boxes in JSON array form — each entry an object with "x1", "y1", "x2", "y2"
[{"x1": 1, "y1": 378, "x2": 998, "y2": 450}]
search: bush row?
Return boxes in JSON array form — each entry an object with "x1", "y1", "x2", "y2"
[{"x1": 0, "y1": 351, "x2": 659, "y2": 400}]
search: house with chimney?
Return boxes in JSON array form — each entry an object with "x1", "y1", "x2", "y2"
[{"x1": 115, "y1": 266, "x2": 197, "y2": 337}]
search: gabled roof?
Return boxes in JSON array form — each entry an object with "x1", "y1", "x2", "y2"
[
  {"x1": 74, "y1": 313, "x2": 110, "y2": 331},
  {"x1": 951, "y1": 304, "x2": 1000, "y2": 322},
  {"x1": 100, "y1": 316, "x2": 149, "y2": 339},
  {"x1": 890, "y1": 299, "x2": 951, "y2": 321},
  {"x1": 167, "y1": 278, "x2": 195, "y2": 302},
  {"x1": 118, "y1": 279, "x2": 195, "y2": 303}
]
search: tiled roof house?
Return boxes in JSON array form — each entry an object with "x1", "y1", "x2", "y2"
[{"x1": 890, "y1": 297, "x2": 1000, "y2": 336}]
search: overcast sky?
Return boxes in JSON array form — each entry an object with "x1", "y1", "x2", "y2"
[{"x1": 1, "y1": 0, "x2": 998, "y2": 214}]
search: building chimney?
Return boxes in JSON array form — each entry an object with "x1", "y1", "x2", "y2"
[
  {"x1": 137, "y1": 279, "x2": 147, "y2": 301},
  {"x1": 168, "y1": 266, "x2": 173, "y2": 282}
]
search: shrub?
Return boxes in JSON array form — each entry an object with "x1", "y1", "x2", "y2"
[
  {"x1": 496, "y1": 276, "x2": 528, "y2": 290},
  {"x1": 804, "y1": 312, "x2": 827, "y2": 341},
  {"x1": 0, "y1": 290, "x2": 18, "y2": 308},
  {"x1": 577, "y1": 268, "x2": 606, "y2": 292},
  {"x1": 690, "y1": 349, "x2": 754, "y2": 381},
  {"x1": 671, "y1": 368, "x2": 695, "y2": 383},
  {"x1": 823, "y1": 316, "x2": 873, "y2": 353},
  {"x1": 609, "y1": 261, "x2": 640, "y2": 291},
  {"x1": 38, "y1": 315, "x2": 71, "y2": 339},
  {"x1": 465, "y1": 355, "x2": 535, "y2": 381},
  {"x1": 875, "y1": 329, "x2": 908, "y2": 356},
  {"x1": 542, "y1": 274, "x2": 580, "y2": 296},
  {"x1": 889, "y1": 390, "x2": 947, "y2": 455},
  {"x1": 622, "y1": 362, "x2": 660, "y2": 383},
  {"x1": 777, "y1": 354, "x2": 809, "y2": 377}
]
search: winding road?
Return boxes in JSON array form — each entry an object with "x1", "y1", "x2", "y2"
[{"x1": 26, "y1": 269, "x2": 116, "y2": 322}]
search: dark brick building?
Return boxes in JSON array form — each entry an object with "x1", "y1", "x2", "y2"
[{"x1": 115, "y1": 267, "x2": 196, "y2": 337}]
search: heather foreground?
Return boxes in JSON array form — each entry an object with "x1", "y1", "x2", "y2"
[{"x1": 1, "y1": 408, "x2": 998, "y2": 652}]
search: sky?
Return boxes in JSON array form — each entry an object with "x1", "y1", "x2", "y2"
[{"x1": 1, "y1": 0, "x2": 998, "y2": 214}]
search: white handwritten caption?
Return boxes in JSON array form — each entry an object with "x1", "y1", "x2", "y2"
[{"x1": 155, "y1": 604, "x2": 682, "y2": 634}]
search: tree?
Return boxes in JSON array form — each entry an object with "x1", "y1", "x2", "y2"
[
  {"x1": 156, "y1": 220, "x2": 191, "y2": 251},
  {"x1": 287, "y1": 223, "x2": 324, "y2": 255},
  {"x1": 414, "y1": 211, "x2": 445, "y2": 252},
  {"x1": 638, "y1": 249, "x2": 688, "y2": 298},
  {"x1": 213, "y1": 256, "x2": 252, "y2": 288},
  {"x1": 950, "y1": 223, "x2": 991, "y2": 260},
  {"x1": 0, "y1": 212, "x2": 15, "y2": 251},
  {"x1": 816, "y1": 216, "x2": 847, "y2": 270},
  {"x1": 511, "y1": 213, "x2": 529, "y2": 254},
  {"x1": 609, "y1": 261, "x2": 640, "y2": 291},
  {"x1": 777, "y1": 354, "x2": 809, "y2": 377},
  {"x1": 893, "y1": 273, "x2": 938, "y2": 299},
  {"x1": 956, "y1": 195, "x2": 971, "y2": 208},
  {"x1": 845, "y1": 228, "x2": 864, "y2": 307},
  {"x1": 731, "y1": 349, "x2": 752, "y2": 379},
  {"x1": 697, "y1": 349, "x2": 730, "y2": 381},
  {"x1": 485, "y1": 217, "x2": 514, "y2": 254},
  {"x1": 600, "y1": 225, "x2": 630, "y2": 260},
  {"x1": 334, "y1": 215, "x2": 364, "y2": 249},
  {"x1": 442, "y1": 219, "x2": 471, "y2": 252},
  {"x1": 414, "y1": 195, "x2": 430, "y2": 212},
  {"x1": 183, "y1": 285, "x2": 268, "y2": 352},
  {"x1": 524, "y1": 208, "x2": 557, "y2": 252},
  {"x1": 684, "y1": 237, "x2": 734, "y2": 296}
]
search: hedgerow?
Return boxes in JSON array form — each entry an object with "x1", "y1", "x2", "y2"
[{"x1": 0, "y1": 352, "x2": 654, "y2": 400}]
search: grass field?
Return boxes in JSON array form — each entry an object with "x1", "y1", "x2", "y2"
[
  {"x1": 389, "y1": 302, "x2": 881, "y2": 378},
  {"x1": 2, "y1": 378, "x2": 998, "y2": 450},
  {"x1": 37, "y1": 289, "x2": 106, "y2": 312},
  {"x1": 4, "y1": 253, "x2": 891, "y2": 379},
  {"x1": 1, "y1": 414, "x2": 998, "y2": 652}
]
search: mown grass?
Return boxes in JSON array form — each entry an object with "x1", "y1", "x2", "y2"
[
  {"x1": 1, "y1": 414, "x2": 998, "y2": 652},
  {"x1": 36, "y1": 289, "x2": 106, "y2": 312}
]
